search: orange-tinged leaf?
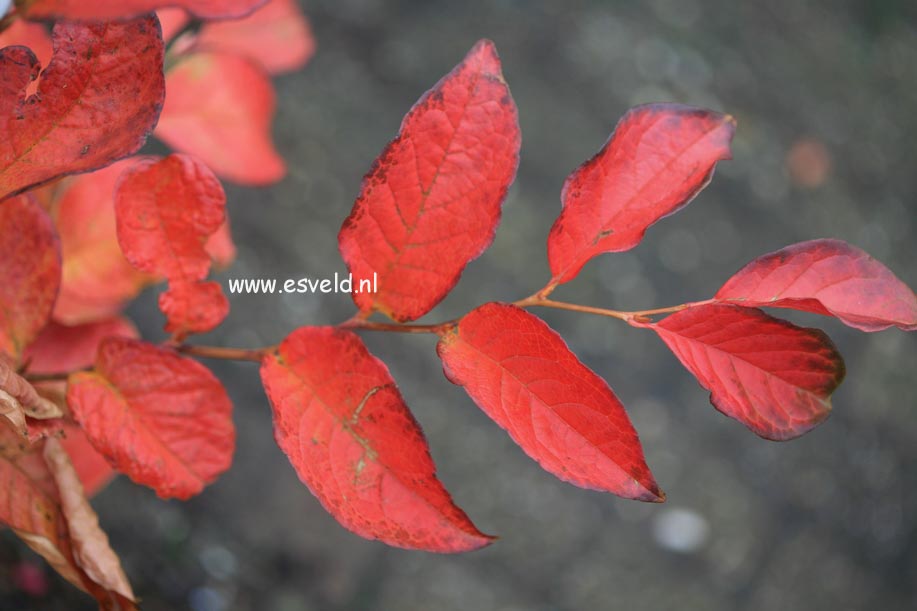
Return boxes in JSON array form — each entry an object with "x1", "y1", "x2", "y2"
[
  {"x1": 17, "y1": 0, "x2": 267, "y2": 20},
  {"x1": 715, "y1": 239, "x2": 917, "y2": 332},
  {"x1": 196, "y1": 0, "x2": 315, "y2": 74},
  {"x1": 260, "y1": 326, "x2": 493, "y2": 552},
  {"x1": 23, "y1": 318, "x2": 138, "y2": 448},
  {"x1": 67, "y1": 338, "x2": 235, "y2": 499},
  {"x1": 437, "y1": 302, "x2": 663, "y2": 501},
  {"x1": 0, "y1": 18, "x2": 52, "y2": 68},
  {"x1": 60, "y1": 424, "x2": 116, "y2": 499},
  {"x1": 338, "y1": 39, "x2": 521, "y2": 322},
  {"x1": 0, "y1": 17, "x2": 165, "y2": 199},
  {"x1": 115, "y1": 154, "x2": 226, "y2": 282},
  {"x1": 43, "y1": 437, "x2": 134, "y2": 603},
  {"x1": 547, "y1": 104, "x2": 735, "y2": 284},
  {"x1": 155, "y1": 52, "x2": 285, "y2": 185},
  {"x1": 159, "y1": 280, "x2": 229, "y2": 335},
  {"x1": 49, "y1": 160, "x2": 151, "y2": 325},
  {"x1": 0, "y1": 194, "x2": 60, "y2": 362},
  {"x1": 646, "y1": 304, "x2": 845, "y2": 440},
  {"x1": 0, "y1": 427, "x2": 87, "y2": 593}
]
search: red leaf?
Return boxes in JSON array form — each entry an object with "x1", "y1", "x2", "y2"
[
  {"x1": 1, "y1": 359, "x2": 60, "y2": 436},
  {"x1": 0, "y1": 18, "x2": 52, "y2": 69},
  {"x1": 715, "y1": 239, "x2": 917, "y2": 332},
  {"x1": 646, "y1": 304, "x2": 845, "y2": 440},
  {"x1": 437, "y1": 302, "x2": 663, "y2": 501},
  {"x1": 48, "y1": 160, "x2": 151, "y2": 325},
  {"x1": 547, "y1": 104, "x2": 735, "y2": 284},
  {"x1": 155, "y1": 52, "x2": 285, "y2": 185},
  {"x1": 24, "y1": 317, "x2": 138, "y2": 375},
  {"x1": 0, "y1": 194, "x2": 60, "y2": 362},
  {"x1": 196, "y1": 0, "x2": 315, "y2": 74},
  {"x1": 159, "y1": 280, "x2": 229, "y2": 336},
  {"x1": 19, "y1": 0, "x2": 267, "y2": 20},
  {"x1": 115, "y1": 154, "x2": 226, "y2": 282},
  {"x1": 67, "y1": 338, "x2": 235, "y2": 499},
  {"x1": 338, "y1": 39, "x2": 521, "y2": 322},
  {"x1": 260, "y1": 327, "x2": 493, "y2": 552},
  {"x1": 0, "y1": 17, "x2": 165, "y2": 199}
]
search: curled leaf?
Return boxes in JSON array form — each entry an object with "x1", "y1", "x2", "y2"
[
  {"x1": 715, "y1": 239, "x2": 917, "y2": 332},
  {"x1": 437, "y1": 302, "x2": 662, "y2": 501},
  {"x1": 261, "y1": 327, "x2": 493, "y2": 552},
  {"x1": 43, "y1": 437, "x2": 134, "y2": 603}
]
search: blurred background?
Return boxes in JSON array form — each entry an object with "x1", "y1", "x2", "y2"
[{"x1": 3, "y1": 0, "x2": 917, "y2": 609}]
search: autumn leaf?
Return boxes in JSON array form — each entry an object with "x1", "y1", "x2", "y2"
[
  {"x1": 547, "y1": 104, "x2": 735, "y2": 284},
  {"x1": 196, "y1": 0, "x2": 315, "y2": 74},
  {"x1": 155, "y1": 52, "x2": 285, "y2": 185},
  {"x1": 43, "y1": 437, "x2": 135, "y2": 605},
  {"x1": 60, "y1": 424, "x2": 116, "y2": 499},
  {"x1": 0, "y1": 195, "x2": 60, "y2": 362},
  {"x1": 437, "y1": 302, "x2": 663, "y2": 501},
  {"x1": 115, "y1": 154, "x2": 225, "y2": 282},
  {"x1": 0, "y1": 17, "x2": 165, "y2": 199},
  {"x1": 715, "y1": 239, "x2": 917, "y2": 332},
  {"x1": 16, "y1": 0, "x2": 267, "y2": 20},
  {"x1": 1, "y1": 359, "x2": 61, "y2": 432},
  {"x1": 260, "y1": 326, "x2": 493, "y2": 552},
  {"x1": 0, "y1": 17, "x2": 52, "y2": 68},
  {"x1": 47, "y1": 160, "x2": 152, "y2": 325},
  {"x1": 644, "y1": 304, "x2": 845, "y2": 440},
  {"x1": 0, "y1": 426, "x2": 88, "y2": 593},
  {"x1": 67, "y1": 338, "x2": 235, "y2": 499},
  {"x1": 338, "y1": 39, "x2": 521, "y2": 322},
  {"x1": 159, "y1": 280, "x2": 229, "y2": 336}
]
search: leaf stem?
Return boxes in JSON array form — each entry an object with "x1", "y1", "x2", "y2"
[
  {"x1": 340, "y1": 319, "x2": 449, "y2": 335},
  {"x1": 176, "y1": 345, "x2": 268, "y2": 362}
]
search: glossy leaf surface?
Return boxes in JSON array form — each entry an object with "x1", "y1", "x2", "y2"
[
  {"x1": 437, "y1": 302, "x2": 662, "y2": 501},
  {"x1": 67, "y1": 338, "x2": 235, "y2": 499},
  {"x1": 0, "y1": 17, "x2": 165, "y2": 199},
  {"x1": 715, "y1": 239, "x2": 917, "y2": 332},
  {"x1": 648, "y1": 304, "x2": 845, "y2": 440},
  {"x1": 547, "y1": 104, "x2": 735, "y2": 283},
  {"x1": 338, "y1": 39, "x2": 521, "y2": 322},
  {"x1": 261, "y1": 326, "x2": 493, "y2": 552}
]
